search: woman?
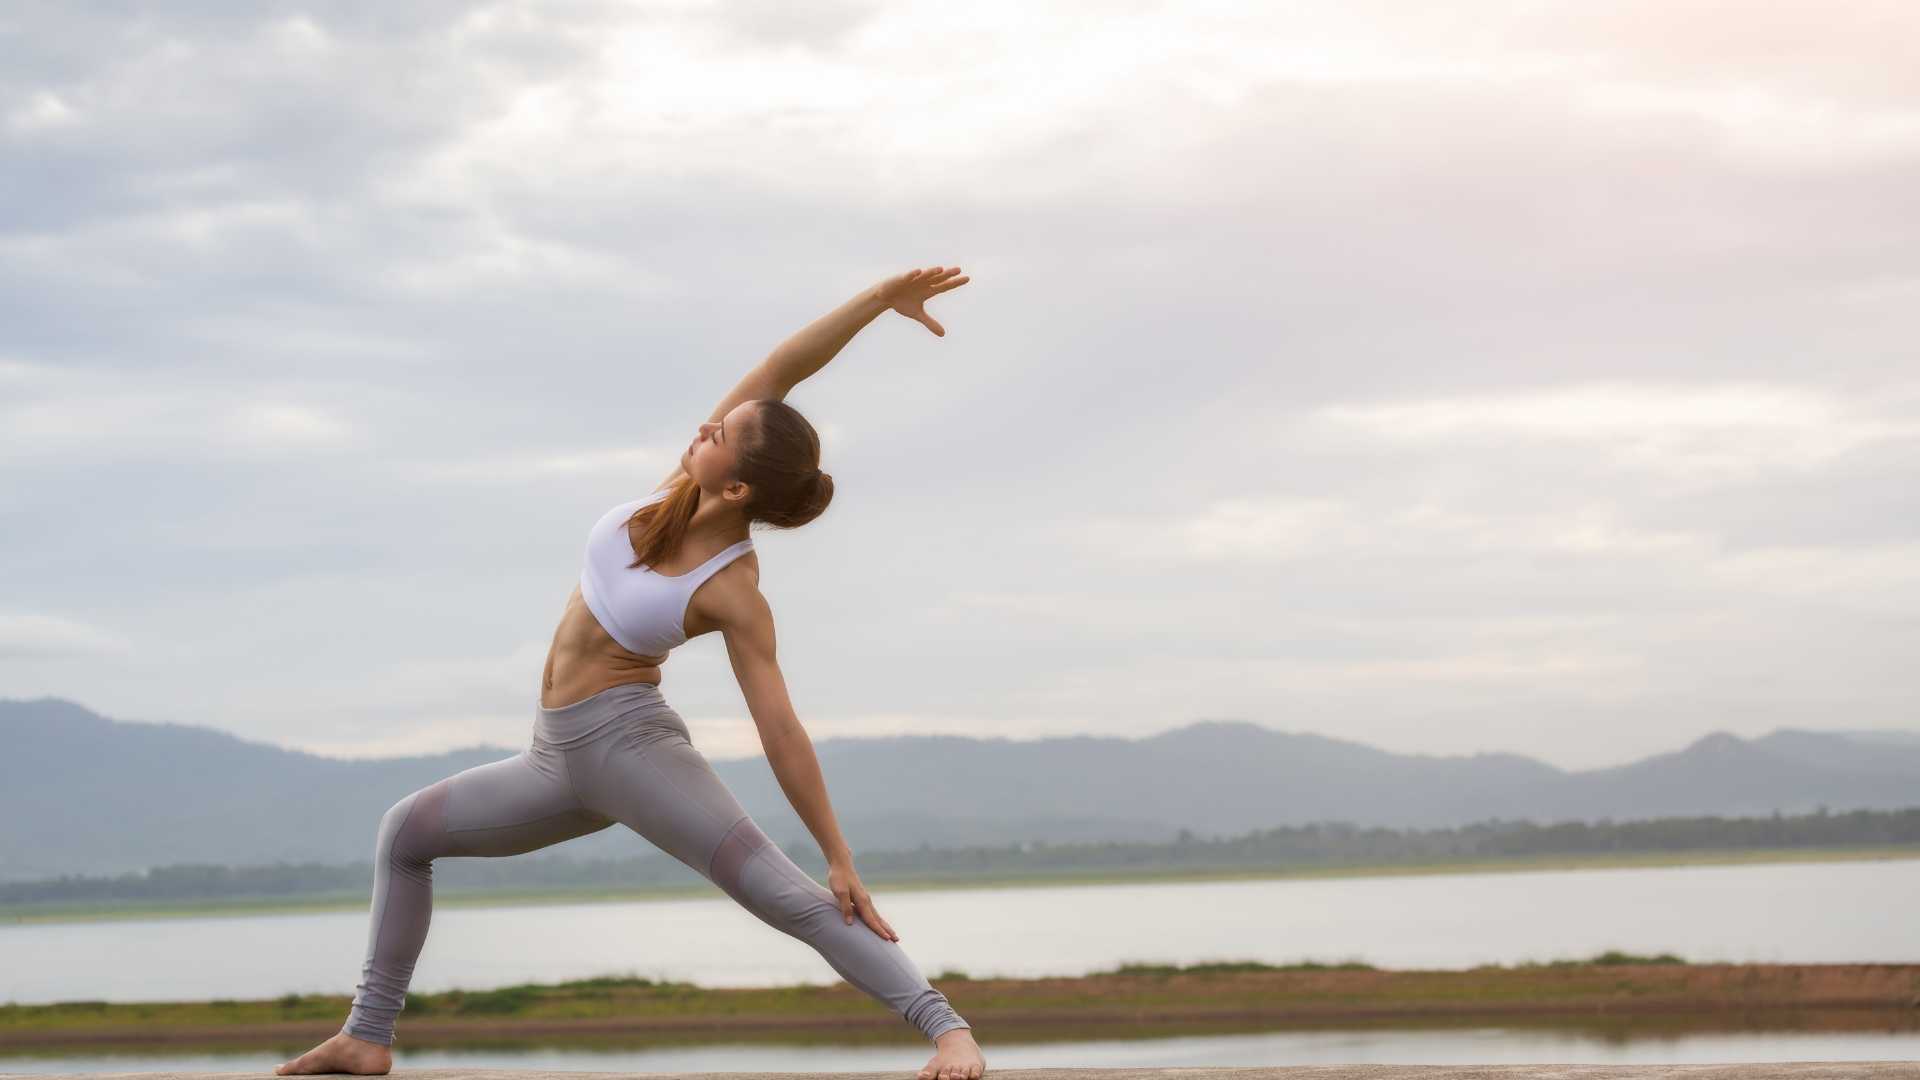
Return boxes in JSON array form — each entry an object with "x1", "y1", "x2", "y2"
[{"x1": 275, "y1": 266, "x2": 984, "y2": 1080}]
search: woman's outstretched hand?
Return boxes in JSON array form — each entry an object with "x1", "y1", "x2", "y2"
[
  {"x1": 829, "y1": 859, "x2": 901, "y2": 941},
  {"x1": 875, "y1": 265, "x2": 970, "y2": 337}
]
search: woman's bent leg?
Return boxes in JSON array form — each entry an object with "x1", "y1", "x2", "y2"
[
  {"x1": 341, "y1": 747, "x2": 614, "y2": 1046},
  {"x1": 571, "y1": 719, "x2": 970, "y2": 1043}
]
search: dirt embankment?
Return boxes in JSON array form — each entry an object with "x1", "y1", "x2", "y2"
[{"x1": 4, "y1": 963, "x2": 1918, "y2": 1051}]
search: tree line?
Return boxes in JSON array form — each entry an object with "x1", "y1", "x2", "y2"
[{"x1": 3, "y1": 804, "x2": 1913, "y2": 907}]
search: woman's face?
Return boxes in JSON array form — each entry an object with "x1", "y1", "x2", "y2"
[{"x1": 683, "y1": 399, "x2": 757, "y2": 499}]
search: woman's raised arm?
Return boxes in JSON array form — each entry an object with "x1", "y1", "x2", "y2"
[
  {"x1": 731, "y1": 265, "x2": 970, "y2": 408},
  {"x1": 653, "y1": 267, "x2": 969, "y2": 493}
]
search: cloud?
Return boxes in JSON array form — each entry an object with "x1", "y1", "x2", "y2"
[
  {"x1": 273, "y1": 639, "x2": 551, "y2": 758},
  {"x1": 1395, "y1": 501, "x2": 1713, "y2": 557},
  {"x1": 1069, "y1": 491, "x2": 1719, "y2": 568},
  {"x1": 1069, "y1": 496, "x2": 1351, "y2": 565},
  {"x1": 229, "y1": 403, "x2": 357, "y2": 447},
  {"x1": 1707, "y1": 541, "x2": 1920, "y2": 608},
  {"x1": 0, "y1": 614, "x2": 129, "y2": 659},
  {"x1": 404, "y1": 445, "x2": 677, "y2": 486},
  {"x1": 0, "y1": 364, "x2": 365, "y2": 460},
  {"x1": 5, "y1": 2, "x2": 1918, "y2": 773},
  {"x1": 922, "y1": 589, "x2": 1084, "y2": 633},
  {"x1": 6, "y1": 91, "x2": 80, "y2": 134},
  {"x1": 1310, "y1": 381, "x2": 1920, "y2": 484},
  {"x1": 1575, "y1": 78, "x2": 1920, "y2": 170}
]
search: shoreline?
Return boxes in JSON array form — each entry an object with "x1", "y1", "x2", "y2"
[
  {"x1": 3, "y1": 961, "x2": 1915, "y2": 1052},
  {"x1": 3, "y1": 845, "x2": 1916, "y2": 926}
]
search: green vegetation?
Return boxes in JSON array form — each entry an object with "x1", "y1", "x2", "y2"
[
  {"x1": 0, "y1": 952, "x2": 1693, "y2": 1033},
  {"x1": 3, "y1": 804, "x2": 1916, "y2": 924},
  {"x1": 1109, "y1": 959, "x2": 1380, "y2": 975},
  {"x1": 4, "y1": 843, "x2": 1915, "y2": 925},
  {"x1": 27, "y1": 949, "x2": 1919, "y2": 1059}
]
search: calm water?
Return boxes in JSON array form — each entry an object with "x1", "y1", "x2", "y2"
[
  {"x1": 4, "y1": 857, "x2": 1916, "y2": 1007},
  {"x1": 4, "y1": 1028, "x2": 1919, "y2": 1075},
  {"x1": 5, "y1": 858, "x2": 1917, "y2": 1073}
]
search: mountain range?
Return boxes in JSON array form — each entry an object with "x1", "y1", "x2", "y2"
[{"x1": 3, "y1": 695, "x2": 1916, "y2": 882}]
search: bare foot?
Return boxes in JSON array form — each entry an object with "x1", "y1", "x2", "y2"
[
  {"x1": 918, "y1": 1026, "x2": 985, "y2": 1080},
  {"x1": 274, "y1": 1030, "x2": 393, "y2": 1075}
]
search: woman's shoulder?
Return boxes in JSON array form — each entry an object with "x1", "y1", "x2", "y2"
[
  {"x1": 713, "y1": 544, "x2": 761, "y2": 583},
  {"x1": 685, "y1": 547, "x2": 766, "y2": 638}
]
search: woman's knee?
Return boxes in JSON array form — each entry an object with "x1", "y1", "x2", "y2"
[
  {"x1": 710, "y1": 821, "x2": 840, "y2": 933},
  {"x1": 760, "y1": 866, "x2": 842, "y2": 933},
  {"x1": 378, "y1": 780, "x2": 451, "y2": 871}
]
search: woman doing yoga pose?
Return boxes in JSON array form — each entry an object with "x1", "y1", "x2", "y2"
[{"x1": 274, "y1": 266, "x2": 984, "y2": 1080}]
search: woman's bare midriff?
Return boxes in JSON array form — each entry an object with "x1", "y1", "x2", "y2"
[
  {"x1": 540, "y1": 544, "x2": 759, "y2": 710},
  {"x1": 540, "y1": 584, "x2": 669, "y2": 709}
]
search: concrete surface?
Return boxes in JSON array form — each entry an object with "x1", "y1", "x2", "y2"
[{"x1": 9, "y1": 1066, "x2": 1920, "y2": 1079}]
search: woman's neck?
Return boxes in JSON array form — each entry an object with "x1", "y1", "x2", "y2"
[{"x1": 686, "y1": 488, "x2": 750, "y2": 545}]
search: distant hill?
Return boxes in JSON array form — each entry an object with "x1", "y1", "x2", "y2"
[{"x1": 3, "y1": 696, "x2": 1917, "y2": 882}]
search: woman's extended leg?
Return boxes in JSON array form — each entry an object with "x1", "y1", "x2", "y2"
[
  {"x1": 338, "y1": 746, "x2": 615, "y2": 1046},
  {"x1": 568, "y1": 716, "x2": 971, "y2": 1043}
]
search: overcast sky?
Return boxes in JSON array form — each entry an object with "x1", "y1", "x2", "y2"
[{"x1": 4, "y1": 1, "x2": 1916, "y2": 770}]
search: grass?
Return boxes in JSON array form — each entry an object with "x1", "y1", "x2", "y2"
[
  {"x1": 0, "y1": 953, "x2": 1682, "y2": 1031},
  {"x1": 13, "y1": 949, "x2": 1918, "y2": 1054}
]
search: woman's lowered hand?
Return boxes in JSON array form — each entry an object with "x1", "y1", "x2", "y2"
[{"x1": 829, "y1": 859, "x2": 901, "y2": 941}]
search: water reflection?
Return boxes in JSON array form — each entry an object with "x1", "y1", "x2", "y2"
[{"x1": 6, "y1": 1020, "x2": 1919, "y2": 1075}]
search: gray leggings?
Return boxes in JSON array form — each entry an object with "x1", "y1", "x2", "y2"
[{"x1": 341, "y1": 681, "x2": 969, "y2": 1046}]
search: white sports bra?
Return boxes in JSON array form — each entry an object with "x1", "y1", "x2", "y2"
[{"x1": 579, "y1": 488, "x2": 756, "y2": 656}]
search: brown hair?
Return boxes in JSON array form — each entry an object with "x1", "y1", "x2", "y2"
[{"x1": 623, "y1": 399, "x2": 834, "y2": 569}]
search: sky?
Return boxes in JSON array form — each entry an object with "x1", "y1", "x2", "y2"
[{"x1": 3, "y1": 1, "x2": 1916, "y2": 771}]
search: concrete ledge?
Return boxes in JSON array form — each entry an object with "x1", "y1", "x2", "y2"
[{"x1": 11, "y1": 1066, "x2": 1920, "y2": 1079}]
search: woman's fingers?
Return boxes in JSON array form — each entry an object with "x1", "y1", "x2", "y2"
[
  {"x1": 884, "y1": 267, "x2": 965, "y2": 329},
  {"x1": 855, "y1": 890, "x2": 899, "y2": 940},
  {"x1": 906, "y1": 266, "x2": 961, "y2": 287}
]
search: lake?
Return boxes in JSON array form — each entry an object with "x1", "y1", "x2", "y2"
[
  {"x1": 5, "y1": 856, "x2": 1916, "y2": 1007},
  {"x1": 6, "y1": 857, "x2": 1919, "y2": 1073}
]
